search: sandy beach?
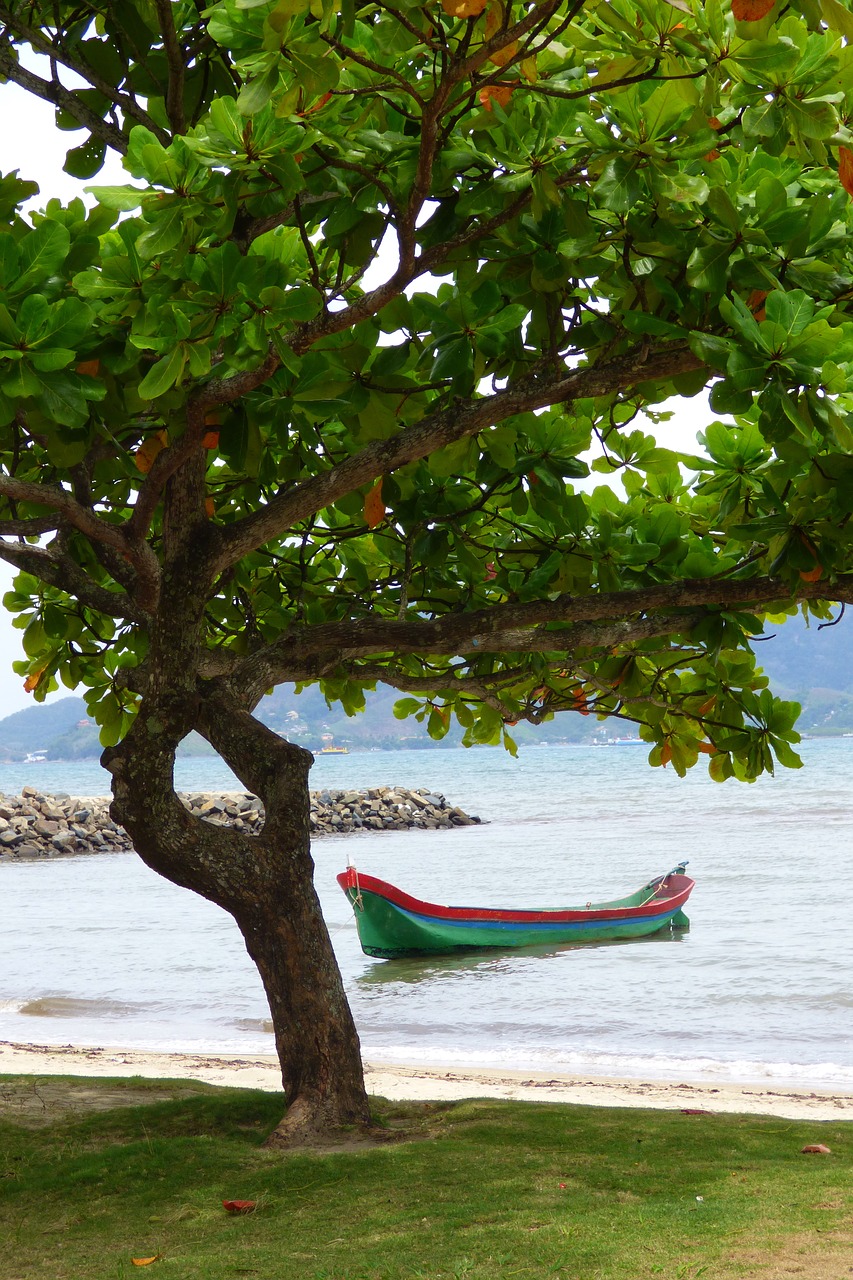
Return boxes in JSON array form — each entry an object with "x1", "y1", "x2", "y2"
[{"x1": 2, "y1": 1040, "x2": 852, "y2": 1121}]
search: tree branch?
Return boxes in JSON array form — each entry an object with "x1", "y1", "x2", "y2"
[
  {"x1": 0, "y1": 475, "x2": 161, "y2": 612},
  {"x1": 0, "y1": 516, "x2": 61, "y2": 537},
  {"x1": 125, "y1": 348, "x2": 282, "y2": 545},
  {"x1": 210, "y1": 341, "x2": 704, "y2": 575},
  {"x1": 0, "y1": 35, "x2": 131, "y2": 154},
  {"x1": 0, "y1": 5, "x2": 168, "y2": 142},
  {"x1": 221, "y1": 575, "x2": 847, "y2": 707},
  {"x1": 0, "y1": 476, "x2": 131, "y2": 553},
  {"x1": 153, "y1": 0, "x2": 187, "y2": 134},
  {"x1": 0, "y1": 541, "x2": 150, "y2": 623}
]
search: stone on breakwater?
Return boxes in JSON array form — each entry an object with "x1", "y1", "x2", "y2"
[{"x1": 0, "y1": 785, "x2": 480, "y2": 860}]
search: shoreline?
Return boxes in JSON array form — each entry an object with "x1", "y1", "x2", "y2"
[{"x1": 2, "y1": 1041, "x2": 852, "y2": 1121}]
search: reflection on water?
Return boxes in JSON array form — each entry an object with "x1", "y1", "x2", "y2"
[{"x1": 355, "y1": 929, "x2": 687, "y2": 987}]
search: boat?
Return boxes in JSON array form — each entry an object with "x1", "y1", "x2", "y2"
[
  {"x1": 337, "y1": 863, "x2": 694, "y2": 959},
  {"x1": 319, "y1": 745, "x2": 349, "y2": 755}
]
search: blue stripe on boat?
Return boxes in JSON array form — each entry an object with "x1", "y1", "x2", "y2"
[{"x1": 397, "y1": 908, "x2": 676, "y2": 934}]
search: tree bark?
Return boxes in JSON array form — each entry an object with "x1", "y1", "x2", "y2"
[
  {"x1": 102, "y1": 691, "x2": 371, "y2": 1145},
  {"x1": 232, "y1": 869, "x2": 372, "y2": 1146}
]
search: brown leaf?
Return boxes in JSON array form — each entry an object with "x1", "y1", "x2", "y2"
[
  {"x1": 134, "y1": 430, "x2": 169, "y2": 474},
  {"x1": 223, "y1": 1200, "x2": 257, "y2": 1213},
  {"x1": 490, "y1": 41, "x2": 518, "y2": 68},
  {"x1": 747, "y1": 289, "x2": 768, "y2": 321},
  {"x1": 801, "y1": 1144, "x2": 831, "y2": 1154},
  {"x1": 442, "y1": 0, "x2": 487, "y2": 15},
  {"x1": 298, "y1": 91, "x2": 333, "y2": 118},
  {"x1": 201, "y1": 430, "x2": 220, "y2": 450},
  {"x1": 23, "y1": 669, "x2": 46, "y2": 694},
  {"x1": 479, "y1": 84, "x2": 514, "y2": 112},
  {"x1": 75, "y1": 358, "x2": 101, "y2": 377},
  {"x1": 839, "y1": 147, "x2": 853, "y2": 197},
  {"x1": 483, "y1": 2, "x2": 518, "y2": 65},
  {"x1": 732, "y1": 0, "x2": 776, "y2": 18},
  {"x1": 131, "y1": 1257, "x2": 162, "y2": 1267},
  {"x1": 364, "y1": 481, "x2": 386, "y2": 529},
  {"x1": 520, "y1": 55, "x2": 538, "y2": 83}
]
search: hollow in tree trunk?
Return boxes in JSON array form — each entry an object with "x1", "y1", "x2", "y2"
[{"x1": 103, "y1": 693, "x2": 372, "y2": 1145}]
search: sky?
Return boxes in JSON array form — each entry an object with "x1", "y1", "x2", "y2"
[{"x1": 0, "y1": 74, "x2": 717, "y2": 718}]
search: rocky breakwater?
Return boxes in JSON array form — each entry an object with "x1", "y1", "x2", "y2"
[{"x1": 0, "y1": 785, "x2": 480, "y2": 859}]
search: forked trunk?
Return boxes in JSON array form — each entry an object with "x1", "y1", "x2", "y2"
[{"x1": 104, "y1": 695, "x2": 372, "y2": 1144}]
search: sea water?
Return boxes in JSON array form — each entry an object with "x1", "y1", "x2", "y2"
[{"x1": 2, "y1": 740, "x2": 852, "y2": 1089}]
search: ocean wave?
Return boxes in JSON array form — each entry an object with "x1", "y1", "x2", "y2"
[
  {"x1": 361, "y1": 1042, "x2": 853, "y2": 1090},
  {"x1": 18, "y1": 995, "x2": 152, "y2": 1019},
  {"x1": 231, "y1": 1017, "x2": 274, "y2": 1035}
]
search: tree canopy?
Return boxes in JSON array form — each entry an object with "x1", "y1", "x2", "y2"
[{"x1": 4, "y1": 0, "x2": 853, "y2": 1137}]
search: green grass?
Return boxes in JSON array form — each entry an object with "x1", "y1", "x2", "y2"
[{"x1": 0, "y1": 1075, "x2": 850, "y2": 1280}]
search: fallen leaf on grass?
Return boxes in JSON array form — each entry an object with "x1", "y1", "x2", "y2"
[
  {"x1": 801, "y1": 1144, "x2": 831, "y2": 1154},
  {"x1": 223, "y1": 1200, "x2": 257, "y2": 1213},
  {"x1": 131, "y1": 1256, "x2": 162, "y2": 1267}
]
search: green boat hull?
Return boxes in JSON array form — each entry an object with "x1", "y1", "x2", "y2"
[{"x1": 338, "y1": 867, "x2": 694, "y2": 959}]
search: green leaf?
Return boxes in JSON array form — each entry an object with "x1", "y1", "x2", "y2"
[
  {"x1": 16, "y1": 221, "x2": 71, "y2": 291},
  {"x1": 137, "y1": 347, "x2": 187, "y2": 399},
  {"x1": 36, "y1": 373, "x2": 101, "y2": 427},
  {"x1": 237, "y1": 63, "x2": 279, "y2": 115},
  {"x1": 430, "y1": 336, "x2": 472, "y2": 390},
  {"x1": 784, "y1": 96, "x2": 839, "y2": 141},
  {"x1": 594, "y1": 156, "x2": 642, "y2": 213},
  {"x1": 136, "y1": 207, "x2": 185, "y2": 260},
  {"x1": 762, "y1": 290, "x2": 816, "y2": 338},
  {"x1": 821, "y1": 0, "x2": 853, "y2": 37},
  {"x1": 63, "y1": 136, "x2": 107, "y2": 179},
  {"x1": 393, "y1": 697, "x2": 422, "y2": 719},
  {"x1": 86, "y1": 185, "x2": 147, "y2": 211},
  {"x1": 286, "y1": 43, "x2": 340, "y2": 101},
  {"x1": 686, "y1": 240, "x2": 731, "y2": 295}
]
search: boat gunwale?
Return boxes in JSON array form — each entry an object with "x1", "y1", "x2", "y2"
[{"x1": 336, "y1": 868, "x2": 694, "y2": 924}]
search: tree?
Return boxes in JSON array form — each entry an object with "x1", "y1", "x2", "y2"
[{"x1": 3, "y1": 0, "x2": 853, "y2": 1141}]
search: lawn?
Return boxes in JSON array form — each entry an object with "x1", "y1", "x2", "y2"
[{"x1": 0, "y1": 1075, "x2": 850, "y2": 1280}]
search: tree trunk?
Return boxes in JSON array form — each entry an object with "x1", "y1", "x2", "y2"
[
  {"x1": 103, "y1": 691, "x2": 372, "y2": 1144},
  {"x1": 232, "y1": 873, "x2": 371, "y2": 1145}
]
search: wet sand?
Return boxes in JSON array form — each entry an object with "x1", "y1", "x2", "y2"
[{"x1": 2, "y1": 1040, "x2": 851, "y2": 1121}]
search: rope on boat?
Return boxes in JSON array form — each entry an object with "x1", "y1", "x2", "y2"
[
  {"x1": 347, "y1": 857, "x2": 364, "y2": 911},
  {"x1": 637, "y1": 860, "x2": 689, "y2": 907}
]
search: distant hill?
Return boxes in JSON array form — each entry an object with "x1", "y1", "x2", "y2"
[
  {"x1": 751, "y1": 612, "x2": 853, "y2": 733},
  {"x1": 2, "y1": 612, "x2": 852, "y2": 759},
  {"x1": 0, "y1": 697, "x2": 89, "y2": 761}
]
